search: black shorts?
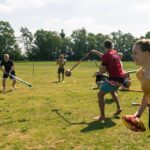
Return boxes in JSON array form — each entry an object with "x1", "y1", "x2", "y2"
[
  {"x1": 122, "y1": 80, "x2": 130, "y2": 88},
  {"x1": 3, "y1": 71, "x2": 16, "y2": 80},
  {"x1": 108, "y1": 77, "x2": 125, "y2": 84},
  {"x1": 58, "y1": 68, "x2": 64, "y2": 74},
  {"x1": 96, "y1": 74, "x2": 108, "y2": 82}
]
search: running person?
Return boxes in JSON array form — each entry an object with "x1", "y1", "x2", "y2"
[
  {"x1": 0, "y1": 54, "x2": 16, "y2": 92},
  {"x1": 57, "y1": 54, "x2": 66, "y2": 82},
  {"x1": 90, "y1": 40, "x2": 125, "y2": 121}
]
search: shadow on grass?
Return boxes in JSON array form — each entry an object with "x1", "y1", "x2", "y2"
[
  {"x1": 51, "y1": 109, "x2": 87, "y2": 125},
  {"x1": 0, "y1": 90, "x2": 12, "y2": 94},
  {"x1": 51, "y1": 109, "x2": 118, "y2": 132},
  {"x1": 113, "y1": 115, "x2": 120, "y2": 119},
  {"x1": 50, "y1": 81, "x2": 59, "y2": 84},
  {"x1": 80, "y1": 118, "x2": 116, "y2": 133},
  {"x1": 105, "y1": 98, "x2": 114, "y2": 105}
]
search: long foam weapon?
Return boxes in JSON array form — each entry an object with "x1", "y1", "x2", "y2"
[
  {"x1": 127, "y1": 70, "x2": 137, "y2": 74},
  {"x1": 8, "y1": 73, "x2": 32, "y2": 87}
]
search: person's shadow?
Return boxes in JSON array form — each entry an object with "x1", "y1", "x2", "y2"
[
  {"x1": 80, "y1": 118, "x2": 116, "y2": 133},
  {"x1": 51, "y1": 109, "x2": 117, "y2": 132},
  {"x1": 105, "y1": 98, "x2": 114, "y2": 105},
  {"x1": 50, "y1": 81, "x2": 59, "y2": 84},
  {"x1": 0, "y1": 90, "x2": 12, "y2": 94},
  {"x1": 51, "y1": 109, "x2": 87, "y2": 125}
]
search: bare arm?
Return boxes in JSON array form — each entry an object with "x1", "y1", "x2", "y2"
[
  {"x1": 90, "y1": 49, "x2": 103, "y2": 58},
  {"x1": 100, "y1": 65, "x2": 107, "y2": 74},
  {"x1": 134, "y1": 94, "x2": 148, "y2": 118},
  {"x1": 89, "y1": 50, "x2": 107, "y2": 74},
  {"x1": 63, "y1": 59, "x2": 66, "y2": 65}
]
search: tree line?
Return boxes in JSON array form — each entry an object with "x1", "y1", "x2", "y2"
[{"x1": 0, "y1": 20, "x2": 150, "y2": 61}]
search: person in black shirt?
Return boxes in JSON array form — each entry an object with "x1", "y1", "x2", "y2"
[{"x1": 0, "y1": 54, "x2": 16, "y2": 92}]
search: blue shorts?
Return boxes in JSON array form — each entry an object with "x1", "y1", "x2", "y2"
[{"x1": 100, "y1": 80, "x2": 119, "y2": 93}]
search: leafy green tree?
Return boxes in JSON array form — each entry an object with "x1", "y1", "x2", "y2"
[
  {"x1": 111, "y1": 31, "x2": 136, "y2": 60},
  {"x1": 60, "y1": 29, "x2": 65, "y2": 39},
  {"x1": 87, "y1": 33, "x2": 96, "y2": 50},
  {"x1": 95, "y1": 33, "x2": 110, "y2": 52},
  {"x1": 0, "y1": 21, "x2": 22, "y2": 60},
  {"x1": 111, "y1": 30, "x2": 123, "y2": 51},
  {"x1": 145, "y1": 31, "x2": 150, "y2": 38},
  {"x1": 33, "y1": 30, "x2": 63, "y2": 60},
  {"x1": 71, "y1": 28, "x2": 88, "y2": 60},
  {"x1": 20, "y1": 27, "x2": 33, "y2": 60}
]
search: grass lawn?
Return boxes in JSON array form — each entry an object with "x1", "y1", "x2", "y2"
[{"x1": 0, "y1": 61, "x2": 150, "y2": 150}]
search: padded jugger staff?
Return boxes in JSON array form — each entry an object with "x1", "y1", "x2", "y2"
[{"x1": 8, "y1": 73, "x2": 32, "y2": 87}]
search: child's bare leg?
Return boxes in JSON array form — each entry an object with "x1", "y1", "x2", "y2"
[
  {"x1": 62, "y1": 73, "x2": 64, "y2": 81},
  {"x1": 58, "y1": 73, "x2": 60, "y2": 82},
  {"x1": 110, "y1": 91, "x2": 122, "y2": 115},
  {"x1": 12, "y1": 79, "x2": 16, "y2": 88},
  {"x1": 94, "y1": 91, "x2": 106, "y2": 121},
  {"x1": 2, "y1": 78, "x2": 6, "y2": 92}
]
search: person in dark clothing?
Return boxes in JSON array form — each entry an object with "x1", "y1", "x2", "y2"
[{"x1": 0, "y1": 54, "x2": 16, "y2": 92}]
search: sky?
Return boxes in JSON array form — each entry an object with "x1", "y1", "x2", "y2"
[{"x1": 0, "y1": 0, "x2": 150, "y2": 37}]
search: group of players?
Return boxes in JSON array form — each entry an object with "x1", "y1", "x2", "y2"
[
  {"x1": 57, "y1": 39, "x2": 150, "y2": 124},
  {"x1": 1, "y1": 39, "x2": 150, "y2": 127}
]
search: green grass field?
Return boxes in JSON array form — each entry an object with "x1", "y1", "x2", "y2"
[{"x1": 0, "y1": 61, "x2": 150, "y2": 150}]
